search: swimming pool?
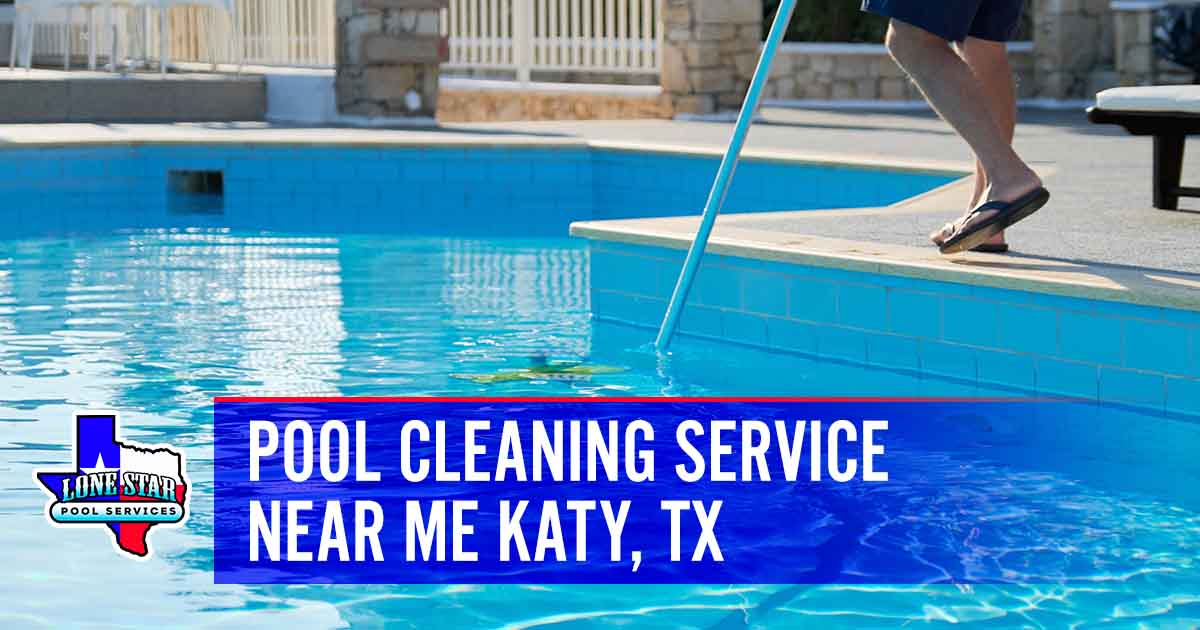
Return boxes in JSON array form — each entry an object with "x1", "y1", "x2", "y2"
[{"x1": 2, "y1": 145, "x2": 1198, "y2": 627}]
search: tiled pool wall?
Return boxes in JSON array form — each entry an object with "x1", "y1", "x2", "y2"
[
  {"x1": 591, "y1": 240, "x2": 1200, "y2": 417},
  {"x1": 590, "y1": 149, "x2": 955, "y2": 216},
  {"x1": 0, "y1": 145, "x2": 956, "y2": 238}
]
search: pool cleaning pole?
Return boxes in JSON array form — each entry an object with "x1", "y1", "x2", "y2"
[{"x1": 654, "y1": 0, "x2": 799, "y2": 352}]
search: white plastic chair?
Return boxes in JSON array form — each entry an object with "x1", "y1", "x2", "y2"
[
  {"x1": 78, "y1": 0, "x2": 164, "y2": 72},
  {"x1": 8, "y1": 0, "x2": 241, "y2": 74},
  {"x1": 9, "y1": 0, "x2": 140, "y2": 71},
  {"x1": 8, "y1": 0, "x2": 42, "y2": 70}
]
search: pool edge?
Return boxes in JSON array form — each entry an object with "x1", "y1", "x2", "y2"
[{"x1": 569, "y1": 216, "x2": 1200, "y2": 313}]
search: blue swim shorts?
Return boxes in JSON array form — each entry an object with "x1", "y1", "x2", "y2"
[{"x1": 862, "y1": 0, "x2": 1026, "y2": 42}]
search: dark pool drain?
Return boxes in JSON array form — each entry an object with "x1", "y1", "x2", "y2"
[{"x1": 168, "y1": 170, "x2": 224, "y2": 214}]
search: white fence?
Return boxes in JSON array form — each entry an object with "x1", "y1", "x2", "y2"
[
  {"x1": 173, "y1": 0, "x2": 335, "y2": 67},
  {"x1": 442, "y1": 0, "x2": 663, "y2": 80},
  {"x1": 22, "y1": 0, "x2": 662, "y2": 79},
  {"x1": 235, "y1": 0, "x2": 335, "y2": 66},
  {"x1": 23, "y1": 2, "x2": 332, "y2": 69}
]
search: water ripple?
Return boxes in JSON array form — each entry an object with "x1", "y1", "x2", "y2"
[{"x1": 0, "y1": 230, "x2": 1197, "y2": 628}]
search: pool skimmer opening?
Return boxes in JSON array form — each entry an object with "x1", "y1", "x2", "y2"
[{"x1": 168, "y1": 170, "x2": 225, "y2": 214}]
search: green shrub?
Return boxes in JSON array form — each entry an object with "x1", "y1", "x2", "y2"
[{"x1": 764, "y1": 0, "x2": 888, "y2": 43}]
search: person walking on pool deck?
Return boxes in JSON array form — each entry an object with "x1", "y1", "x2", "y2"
[{"x1": 862, "y1": 0, "x2": 1049, "y2": 254}]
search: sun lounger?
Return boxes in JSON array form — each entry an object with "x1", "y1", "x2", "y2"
[{"x1": 1088, "y1": 85, "x2": 1200, "y2": 210}]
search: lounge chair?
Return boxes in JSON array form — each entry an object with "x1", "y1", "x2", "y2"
[{"x1": 1088, "y1": 85, "x2": 1200, "y2": 211}]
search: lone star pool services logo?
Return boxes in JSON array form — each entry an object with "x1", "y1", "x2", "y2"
[{"x1": 34, "y1": 412, "x2": 189, "y2": 559}]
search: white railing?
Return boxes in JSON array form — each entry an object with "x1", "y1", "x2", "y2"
[
  {"x1": 21, "y1": 0, "x2": 662, "y2": 79},
  {"x1": 171, "y1": 0, "x2": 335, "y2": 67},
  {"x1": 234, "y1": 0, "x2": 335, "y2": 67},
  {"x1": 442, "y1": 0, "x2": 663, "y2": 80},
  {"x1": 21, "y1": 2, "x2": 333, "y2": 69}
]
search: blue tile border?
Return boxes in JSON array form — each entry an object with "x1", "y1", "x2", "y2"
[{"x1": 588, "y1": 240, "x2": 1200, "y2": 418}]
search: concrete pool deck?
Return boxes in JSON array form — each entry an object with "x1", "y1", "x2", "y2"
[
  {"x1": 496, "y1": 108, "x2": 1200, "y2": 272},
  {"x1": 2, "y1": 107, "x2": 1199, "y2": 312}
]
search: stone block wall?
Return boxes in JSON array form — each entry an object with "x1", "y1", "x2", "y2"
[
  {"x1": 1032, "y1": 0, "x2": 1115, "y2": 98},
  {"x1": 442, "y1": 66, "x2": 660, "y2": 86},
  {"x1": 438, "y1": 87, "x2": 673, "y2": 122},
  {"x1": 660, "y1": 0, "x2": 762, "y2": 115},
  {"x1": 1114, "y1": 2, "x2": 1194, "y2": 87},
  {"x1": 336, "y1": 1, "x2": 446, "y2": 119},
  {"x1": 764, "y1": 45, "x2": 1037, "y2": 102}
]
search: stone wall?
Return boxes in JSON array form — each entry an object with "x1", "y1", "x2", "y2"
[
  {"x1": 764, "y1": 44, "x2": 1037, "y2": 102},
  {"x1": 335, "y1": 1, "x2": 447, "y2": 119},
  {"x1": 443, "y1": 67, "x2": 659, "y2": 86},
  {"x1": 1114, "y1": 2, "x2": 1194, "y2": 87},
  {"x1": 660, "y1": 0, "x2": 762, "y2": 115},
  {"x1": 438, "y1": 87, "x2": 673, "y2": 122},
  {"x1": 1032, "y1": 0, "x2": 1115, "y2": 98}
]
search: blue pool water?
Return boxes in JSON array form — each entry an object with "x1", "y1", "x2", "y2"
[
  {"x1": 0, "y1": 146, "x2": 1197, "y2": 627},
  {"x1": 2, "y1": 229, "x2": 1199, "y2": 628}
]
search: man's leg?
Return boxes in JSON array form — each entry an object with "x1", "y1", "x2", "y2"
[
  {"x1": 929, "y1": 37, "x2": 1020, "y2": 249},
  {"x1": 960, "y1": 37, "x2": 1018, "y2": 246},
  {"x1": 884, "y1": 21, "x2": 1039, "y2": 221}
]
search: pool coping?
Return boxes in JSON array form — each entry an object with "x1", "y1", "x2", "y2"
[
  {"x1": 0, "y1": 130, "x2": 970, "y2": 178},
  {"x1": 571, "y1": 209, "x2": 1200, "y2": 312}
]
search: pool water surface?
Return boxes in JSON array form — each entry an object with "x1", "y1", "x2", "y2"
[{"x1": 2, "y1": 229, "x2": 1199, "y2": 628}]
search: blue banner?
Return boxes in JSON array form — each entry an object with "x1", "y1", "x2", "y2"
[{"x1": 214, "y1": 397, "x2": 1086, "y2": 584}]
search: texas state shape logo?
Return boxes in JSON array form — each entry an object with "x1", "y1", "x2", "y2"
[{"x1": 34, "y1": 412, "x2": 190, "y2": 559}]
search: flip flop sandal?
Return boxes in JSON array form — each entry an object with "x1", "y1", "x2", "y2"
[
  {"x1": 939, "y1": 187, "x2": 1050, "y2": 255},
  {"x1": 930, "y1": 222, "x2": 1011, "y2": 253},
  {"x1": 999, "y1": 187, "x2": 1051, "y2": 231},
  {"x1": 972, "y1": 242, "x2": 1010, "y2": 254}
]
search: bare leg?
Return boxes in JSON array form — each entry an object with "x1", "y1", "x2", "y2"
[
  {"x1": 884, "y1": 21, "x2": 1040, "y2": 232},
  {"x1": 960, "y1": 38, "x2": 1018, "y2": 246},
  {"x1": 931, "y1": 38, "x2": 1019, "y2": 247}
]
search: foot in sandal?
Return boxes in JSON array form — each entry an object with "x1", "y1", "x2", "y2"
[{"x1": 937, "y1": 185, "x2": 1050, "y2": 255}]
